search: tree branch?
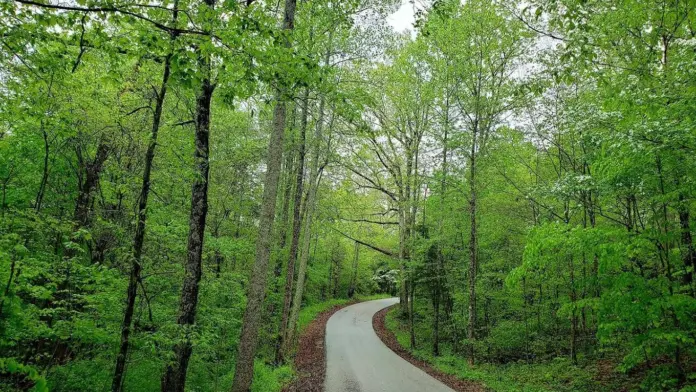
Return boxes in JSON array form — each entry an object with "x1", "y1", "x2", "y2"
[{"x1": 332, "y1": 228, "x2": 396, "y2": 258}]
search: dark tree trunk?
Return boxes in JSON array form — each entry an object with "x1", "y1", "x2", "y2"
[
  {"x1": 161, "y1": 61, "x2": 214, "y2": 392},
  {"x1": 112, "y1": 46, "x2": 174, "y2": 392},
  {"x1": 232, "y1": 1, "x2": 297, "y2": 390},
  {"x1": 74, "y1": 142, "x2": 110, "y2": 228},
  {"x1": 35, "y1": 125, "x2": 50, "y2": 212},
  {"x1": 0, "y1": 252, "x2": 17, "y2": 318}
]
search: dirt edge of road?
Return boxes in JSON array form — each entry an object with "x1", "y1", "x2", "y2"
[
  {"x1": 372, "y1": 305, "x2": 487, "y2": 392},
  {"x1": 282, "y1": 300, "x2": 358, "y2": 392}
]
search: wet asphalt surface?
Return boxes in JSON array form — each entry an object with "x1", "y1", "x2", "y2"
[{"x1": 325, "y1": 298, "x2": 454, "y2": 392}]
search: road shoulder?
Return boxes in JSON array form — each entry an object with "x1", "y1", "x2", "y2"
[
  {"x1": 282, "y1": 300, "x2": 358, "y2": 392},
  {"x1": 372, "y1": 305, "x2": 487, "y2": 392}
]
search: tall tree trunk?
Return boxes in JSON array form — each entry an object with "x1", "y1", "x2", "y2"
[
  {"x1": 273, "y1": 108, "x2": 297, "y2": 278},
  {"x1": 434, "y1": 102, "x2": 449, "y2": 357},
  {"x1": 232, "y1": 2, "x2": 297, "y2": 390},
  {"x1": 277, "y1": 88, "x2": 309, "y2": 363},
  {"x1": 112, "y1": 29, "x2": 176, "y2": 391},
  {"x1": 161, "y1": 39, "x2": 214, "y2": 392},
  {"x1": 467, "y1": 125, "x2": 478, "y2": 366},
  {"x1": 285, "y1": 82, "x2": 329, "y2": 350}
]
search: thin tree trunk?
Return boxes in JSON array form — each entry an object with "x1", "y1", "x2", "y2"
[
  {"x1": 1, "y1": 167, "x2": 13, "y2": 220},
  {"x1": 285, "y1": 80, "x2": 329, "y2": 350},
  {"x1": 569, "y1": 255, "x2": 578, "y2": 364},
  {"x1": 273, "y1": 110, "x2": 297, "y2": 278},
  {"x1": 232, "y1": 2, "x2": 297, "y2": 390},
  {"x1": 409, "y1": 279, "x2": 416, "y2": 349},
  {"x1": 112, "y1": 27, "x2": 176, "y2": 390},
  {"x1": 467, "y1": 124, "x2": 478, "y2": 366},
  {"x1": 286, "y1": 171, "x2": 319, "y2": 349},
  {"x1": 277, "y1": 88, "x2": 309, "y2": 363},
  {"x1": 0, "y1": 251, "x2": 17, "y2": 318},
  {"x1": 161, "y1": 33, "x2": 214, "y2": 391},
  {"x1": 432, "y1": 282, "x2": 440, "y2": 356},
  {"x1": 35, "y1": 124, "x2": 49, "y2": 213},
  {"x1": 678, "y1": 192, "x2": 695, "y2": 296},
  {"x1": 348, "y1": 241, "x2": 359, "y2": 298},
  {"x1": 399, "y1": 207, "x2": 408, "y2": 315},
  {"x1": 433, "y1": 92, "x2": 449, "y2": 357}
]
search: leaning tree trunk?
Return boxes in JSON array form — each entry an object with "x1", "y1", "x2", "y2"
[
  {"x1": 231, "y1": 2, "x2": 298, "y2": 390},
  {"x1": 112, "y1": 23, "x2": 176, "y2": 390},
  {"x1": 160, "y1": 41, "x2": 214, "y2": 392}
]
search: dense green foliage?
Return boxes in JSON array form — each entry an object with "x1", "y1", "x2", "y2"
[{"x1": 1, "y1": 0, "x2": 695, "y2": 391}]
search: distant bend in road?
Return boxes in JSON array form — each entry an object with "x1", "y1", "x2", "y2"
[{"x1": 324, "y1": 298, "x2": 454, "y2": 392}]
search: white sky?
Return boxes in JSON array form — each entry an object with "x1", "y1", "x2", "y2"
[{"x1": 387, "y1": 1, "x2": 416, "y2": 33}]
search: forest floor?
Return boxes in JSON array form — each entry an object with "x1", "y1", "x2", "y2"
[{"x1": 373, "y1": 305, "x2": 487, "y2": 392}]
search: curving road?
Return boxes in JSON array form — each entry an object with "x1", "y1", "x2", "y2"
[{"x1": 325, "y1": 298, "x2": 454, "y2": 392}]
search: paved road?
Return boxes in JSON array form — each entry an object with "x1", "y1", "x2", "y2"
[{"x1": 325, "y1": 298, "x2": 454, "y2": 392}]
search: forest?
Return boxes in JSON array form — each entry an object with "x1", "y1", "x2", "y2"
[{"x1": 1, "y1": 0, "x2": 695, "y2": 391}]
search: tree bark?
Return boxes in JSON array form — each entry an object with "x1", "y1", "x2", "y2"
[
  {"x1": 285, "y1": 83, "x2": 329, "y2": 350},
  {"x1": 273, "y1": 108, "x2": 297, "y2": 278},
  {"x1": 74, "y1": 142, "x2": 110, "y2": 228},
  {"x1": 35, "y1": 124, "x2": 49, "y2": 213},
  {"x1": 467, "y1": 124, "x2": 478, "y2": 366},
  {"x1": 161, "y1": 40, "x2": 214, "y2": 392},
  {"x1": 409, "y1": 279, "x2": 416, "y2": 349},
  {"x1": 232, "y1": 3, "x2": 297, "y2": 390},
  {"x1": 277, "y1": 88, "x2": 309, "y2": 362},
  {"x1": 348, "y1": 241, "x2": 359, "y2": 298},
  {"x1": 433, "y1": 99, "x2": 449, "y2": 357},
  {"x1": 112, "y1": 30, "x2": 175, "y2": 391}
]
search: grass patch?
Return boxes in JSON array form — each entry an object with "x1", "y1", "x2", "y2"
[{"x1": 384, "y1": 308, "x2": 600, "y2": 392}]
